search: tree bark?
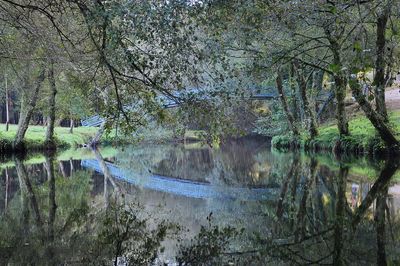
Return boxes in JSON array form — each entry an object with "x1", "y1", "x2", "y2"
[
  {"x1": 373, "y1": 3, "x2": 391, "y2": 122},
  {"x1": 45, "y1": 61, "x2": 57, "y2": 148},
  {"x1": 5, "y1": 167, "x2": 9, "y2": 210},
  {"x1": 15, "y1": 158, "x2": 46, "y2": 238},
  {"x1": 69, "y1": 118, "x2": 74, "y2": 134},
  {"x1": 90, "y1": 121, "x2": 106, "y2": 146},
  {"x1": 5, "y1": 73, "x2": 9, "y2": 131},
  {"x1": 276, "y1": 71, "x2": 300, "y2": 137},
  {"x1": 14, "y1": 69, "x2": 46, "y2": 150},
  {"x1": 312, "y1": 70, "x2": 324, "y2": 112},
  {"x1": 325, "y1": 28, "x2": 350, "y2": 136},
  {"x1": 333, "y1": 71, "x2": 349, "y2": 136},
  {"x1": 374, "y1": 185, "x2": 388, "y2": 266},
  {"x1": 349, "y1": 79, "x2": 399, "y2": 152},
  {"x1": 45, "y1": 155, "x2": 57, "y2": 241},
  {"x1": 289, "y1": 64, "x2": 300, "y2": 122},
  {"x1": 333, "y1": 165, "x2": 349, "y2": 266},
  {"x1": 294, "y1": 62, "x2": 319, "y2": 138}
]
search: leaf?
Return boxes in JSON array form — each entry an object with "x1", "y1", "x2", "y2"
[
  {"x1": 353, "y1": 41, "x2": 362, "y2": 52},
  {"x1": 329, "y1": 64, "x2": 340, "y2": 73}
]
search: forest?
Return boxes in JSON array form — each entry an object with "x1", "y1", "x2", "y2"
[
  {"x1": 1, "y1": 1, "x2": 400, "y2": 265},
  {"x1": 0, "y1": 0, "x2": 398, "y2": 155}
]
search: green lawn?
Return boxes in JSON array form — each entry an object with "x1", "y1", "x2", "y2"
[
  {"x1": 0, "y1": 124, "x2": 99, "y2": 150},
  {"x1": 272, "y1": 110, "x2": 400, "y2": 154}
]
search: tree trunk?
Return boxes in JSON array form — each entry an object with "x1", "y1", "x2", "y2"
[
  {"x1": 5, "y1": 167, "x2": 9, "y2": 210},
  {"x1": 90, "y1": 121, "x2": 106, "y2": 147},
  {"x1": 349, "y1": 79, "x2": 399, "y2": 152},
  {"x1": 333, "y1": 165, "x2": 349, "y2": 266},
  {"x1": 59, "y1": 162, "x2": 67, "y2": 178},
  {"x1": 14, "y1": 69, "x2": 46, "y2": 151},
  {"x1": 312, "y1": 70, "x2": 324, "y2": 112},
  {"x1": 45, "y1": 155, "x2": 57, "y2": 241},
  {"x1": 15, "y1": 158, "x2": 46, "y2": 237},
  {"x1": 276, "y1": 71, "x2": 300, "y2": 137},
  {"x1": 325, "y1": 28, "x2": 350, "y2": 136},
  {"x1": 352, "y1": 157, "x2": 399, "y2": 228},
  {"x1": 5, "y1": 73, "x2": 9, "y2": 131},
  {"x1": 374, "y1": 4, "x2": 390, "y2": 122},
  {"x1": 374, "y1": 185, "x2": 388, "y2": 266},
  {"x1": 289, "y1": 64, "x2": 300, "y2": 122},
  {"x1": 69, "y1": 118, "x2": 74, "y2": 134},
  {"x1": 294, "y1": 62, "x2": 319, "y2": 138},
  {"x1": 45, "y1": 61, "x2": 57, "y2": 148}
]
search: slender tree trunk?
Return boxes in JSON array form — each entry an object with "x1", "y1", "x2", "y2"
[
  {"x1": 45, "y1": 62, "x2": 57, "y2": 148},
  {"x1": 374, "y1": 4, "x2": 390, "y2": 122},
  {"x1": 333, "y1": 165, "x2": 349, "y2": 266},
  {"x1": 59, "y1": 162, "x2": 67, "y2": 178},
  {"x1": 290, "y1": 64, "x2": 300, "y2": 122},
  {"x1": 14, "y1": 69, "x2": 46, "y2": 150},
  {"x1": 276, "y1": 71, "x2": 300, "y2": 137},
  {"x1": 45, "y1": 155, "x2": 57, "y2": 243},
  {"x1": 295, "y1": 157, "x2": 317, "y2": 241},
  {"x1": 69, "y1": 118, "x2": 74, "y2": 134},
  {"x1": 15, "y1": 158, "x2": 46, "y2": 238},
  {"x1": 375, "y1": 186, "x2": 388, "y2": 266},
  {"x1": 70, "y1": 158, "x2": 74, "y2": 173},
  {"x1": 92, "y1": 148, "x2": 122, "y2": 199},
  {"x1": 5, "y1": 73, "x2": 9, "y2": 131},
  {"x1": 333, "y1": 72, "x2": 349, "y2": 136},
  {"x1": 325, "y1": 29, "x2": 350, "y2": 136},
  {"x1": 312, "y1": 70, "x2": 324, "y2": 112},
  {"x1": 294, "y1": 62, "x2": 319, "y2": 138},
  {"x1": 90, "y1": 121, "x2": 106, "y2": 146},
  {"x1": 5, "y1": 167, "x2": 9, "y2": 210},
  {"x1": 349, "y1": 79, "x2": 399, "y2": 152},
  {"x1": 276, "y1": 155, "x2": 299, "y2": 221}
]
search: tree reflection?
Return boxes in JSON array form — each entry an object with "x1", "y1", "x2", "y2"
[
  {"x1": 0, "y1": 151, "x2": 399, "y2": 265},
  {"x1": 0, "y1": 154, "x2": 177, "y2": 265},
  {"x1": 173, "y1": 155, "x2": 400, "y2": 265}
]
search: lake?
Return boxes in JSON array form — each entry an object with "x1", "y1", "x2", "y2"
[{"x1": 0, "y1": 137, "x2": 399, "y2": 265}]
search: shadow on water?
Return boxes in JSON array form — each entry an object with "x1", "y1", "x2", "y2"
[{"x1": 0, "y1": 138, "x2": 399, "y2": 265}]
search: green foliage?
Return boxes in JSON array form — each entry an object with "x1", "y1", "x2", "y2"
[{"x1": 254, "y1": 100, "x2": 289, "y2": 137}]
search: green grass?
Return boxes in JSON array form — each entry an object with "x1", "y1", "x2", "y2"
[
  {"x1": 272, "y1": 111, "x2": 400, "y2": 155},
  {"x1": 0, "y1": 123, "x2": 205, "y2": 152},
  {"x1": 0, "y1": 124, "x2": 99, "y2": 151},
  {"x1": 0, "y1": 146, "x2": 118, "y2": 169}
]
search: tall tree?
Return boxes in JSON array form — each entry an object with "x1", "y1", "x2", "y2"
[
  {"x1": 373, "y1": 0, "x2": 392, "y2": 122},
  {"x1": 45, "y1": 59, "x2": 57, "y2": 148}
]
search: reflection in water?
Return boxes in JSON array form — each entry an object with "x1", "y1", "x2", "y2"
[{"x1": 0, "y1": 139, "x2": 399, "y2": 265}]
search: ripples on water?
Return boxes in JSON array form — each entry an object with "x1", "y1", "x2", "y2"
[{"x1": 0, "y1": 138, "x2": 399, "y2": 265}]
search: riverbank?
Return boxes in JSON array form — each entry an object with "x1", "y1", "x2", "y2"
[
  {"x1": 272, "y1": 111, "x2": 400, "y2": 155},
  {"x1": 0, "y1": 124, "x2": 205, "y2": 153},
  {"x1": 0, "y1": 124, "x2": 99, "y2": 153}
]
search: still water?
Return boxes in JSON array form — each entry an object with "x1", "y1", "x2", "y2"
[{"x1": 0, "y1": 138, "x2": 399, "y2": 265}]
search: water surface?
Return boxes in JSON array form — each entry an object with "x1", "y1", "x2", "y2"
[{"x1": 0, "y1": 138, "x2": 399, "y2": 265}]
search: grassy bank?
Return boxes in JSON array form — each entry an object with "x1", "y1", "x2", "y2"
[
  {"x1": 0, "y1": 146, "x2": 118, "y2": 169},
  {"x1": 0, "y1": 124, "x2": 99, "y2": 152},
  {"x1": 0, "y1": 123, "x2": 205, "y2": 153},
  {"x1": 272, "y1": 111, "x2": 400, "y2": 155}
]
